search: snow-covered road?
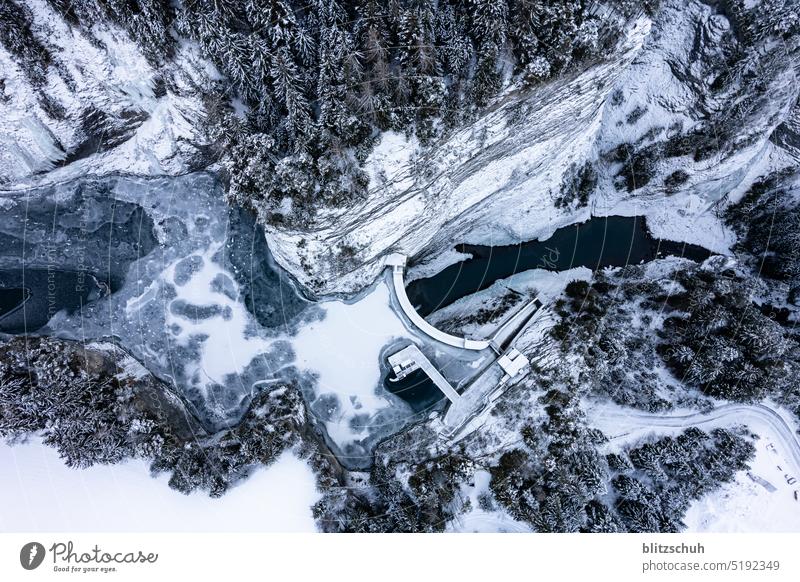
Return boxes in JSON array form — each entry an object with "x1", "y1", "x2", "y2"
[{"x1": 589, "y1": 402, "x2": 800, "y2": 477}]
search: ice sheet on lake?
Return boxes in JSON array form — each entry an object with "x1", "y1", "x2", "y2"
[
  {"x1": 2, "y1": 172, "x2": 459, "y2": 461},
  {"x1": 292, "y1": 282, "x2": 413, "y2": 447},
  {"x1": 40, "y1": 173, "x2": 296, "y2": 426}
]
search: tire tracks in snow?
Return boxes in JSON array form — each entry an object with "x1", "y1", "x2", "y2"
[{"x1": 588, "y1": 402, "x2": 800, "y2": 477}]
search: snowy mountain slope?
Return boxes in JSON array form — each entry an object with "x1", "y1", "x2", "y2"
[
  {"x1": 263, "y1": 0, "x2": 799, "y2": 297},
  {"x1": 262, "y1": 17, "x2": 653, "y2": 296},
  {"x1": 0, "y1": 0, "x2": 213, "y2": 186},
  {"x1": 591, "y1": 0, "x2": 799, "y2": 246}
]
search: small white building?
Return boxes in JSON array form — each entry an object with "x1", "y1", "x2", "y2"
[{"x1": 497, "y1": 348, "x2": 530, "y2": 384}]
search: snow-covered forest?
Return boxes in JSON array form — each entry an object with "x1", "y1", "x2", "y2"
[
  {"x1": 2, "y1": 0, "x2": 647, "y2": 221},
  {"x1": 1, "y1": 0, "x2": 800, "y2": 534}
]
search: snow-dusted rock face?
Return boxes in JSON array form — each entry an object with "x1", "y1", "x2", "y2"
[
  {"x1": 591, "y1": 0, "x2": 799, "y2": 239},
  {"x1": 263, "y1": 18, "x2": 652, "y2": 296},
  {"x1": 264, "y1": 0, "x2": 799, "y2": 297},
  {"x1": 0, "y1": 0, "x2": 213, "y2": 187}
]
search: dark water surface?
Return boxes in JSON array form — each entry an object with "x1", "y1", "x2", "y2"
[
  {"x1": 0, "y1": 287, "x2": 29, "y2": 318},
  {"x1": 221, "y1": 208, "x2": 308, "y2": 330},
  {"x1": 387, "y1": 215, "x2": 713, "y2": 412},
  {"x1": 383, "y1": 368, "x2": 445, "y2": 414},
  {"x1": 406, "y1": 215, "x2": 712, "y2": 316},
  {"x1": 0, "y1": 269, "x2": 104, "y2": 333}
]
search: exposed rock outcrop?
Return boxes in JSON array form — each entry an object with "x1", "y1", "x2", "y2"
[{"x1": 263, "y1": 0, "x2": 799, "y2": 296}]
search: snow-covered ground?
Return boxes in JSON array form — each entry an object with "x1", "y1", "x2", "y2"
[
  {"x1": 0, "y1": 438, "x2": 320, "y2": 532},
  {"x1": 405, "y1": 248, "x2": 473, "y2": 283},
  {"x1": 685, "y1": 433, "x2": 800, "y2": 532},
  {"x1": 587, "y1": 400, "x2": 800, "y2": 532},
  {"x1": 594, "y1": 143, "x2": 796, "y2": 255},
  {"x1": 448, "y1": 470, "x2": 532, "y2": 533},
  {"x1": 589, "y1": 0, "x2": 797, "y2": 254}
]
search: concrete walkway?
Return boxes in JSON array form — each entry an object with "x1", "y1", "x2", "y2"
[
  {"x1": 489, "y1": 295, "x2": 542, "y2": 352},
  {"x1": 387, "y1": 345, "x2": 462, "y2": 404},
  {"x1": 385, "y1": 253, "x2": 490, "y2": 350}
]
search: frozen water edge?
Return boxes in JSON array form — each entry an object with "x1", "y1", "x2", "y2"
[
  {"x1": 38, "y1": 173, "x2": 295, "y2": 427},
  {"x1": 291, "y1": 281, "x2": 413, "y2": 447},
  {"x1": 0, "y1": 172, "x2": 485, "y2": 466}
]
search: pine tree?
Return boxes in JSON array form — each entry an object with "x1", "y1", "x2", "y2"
[{"x1": 271, "y1": 44, "x2": 312, "y2": 145}]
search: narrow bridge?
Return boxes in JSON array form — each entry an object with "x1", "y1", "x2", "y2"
[{"x1": 387, "y1": 345, "x2": 462, "y2": 404}]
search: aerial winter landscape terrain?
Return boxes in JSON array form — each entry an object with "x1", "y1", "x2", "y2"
[{"x1": 0, "y1": 0, "x2": 799, "y2": 533}]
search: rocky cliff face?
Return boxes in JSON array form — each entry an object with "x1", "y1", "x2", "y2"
[
  {"x1": 262, "y1": 17, "x2": 653, "y2": 295},
  {"x1": 262, "y1": 0, "x2": 799, "y2": 296},
  {"x1": 2, "y1": 0, "x2": 797, "y2": 299},
  {"x1": 0, "y1": 0, "x2": 213, "y2": 186}
]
